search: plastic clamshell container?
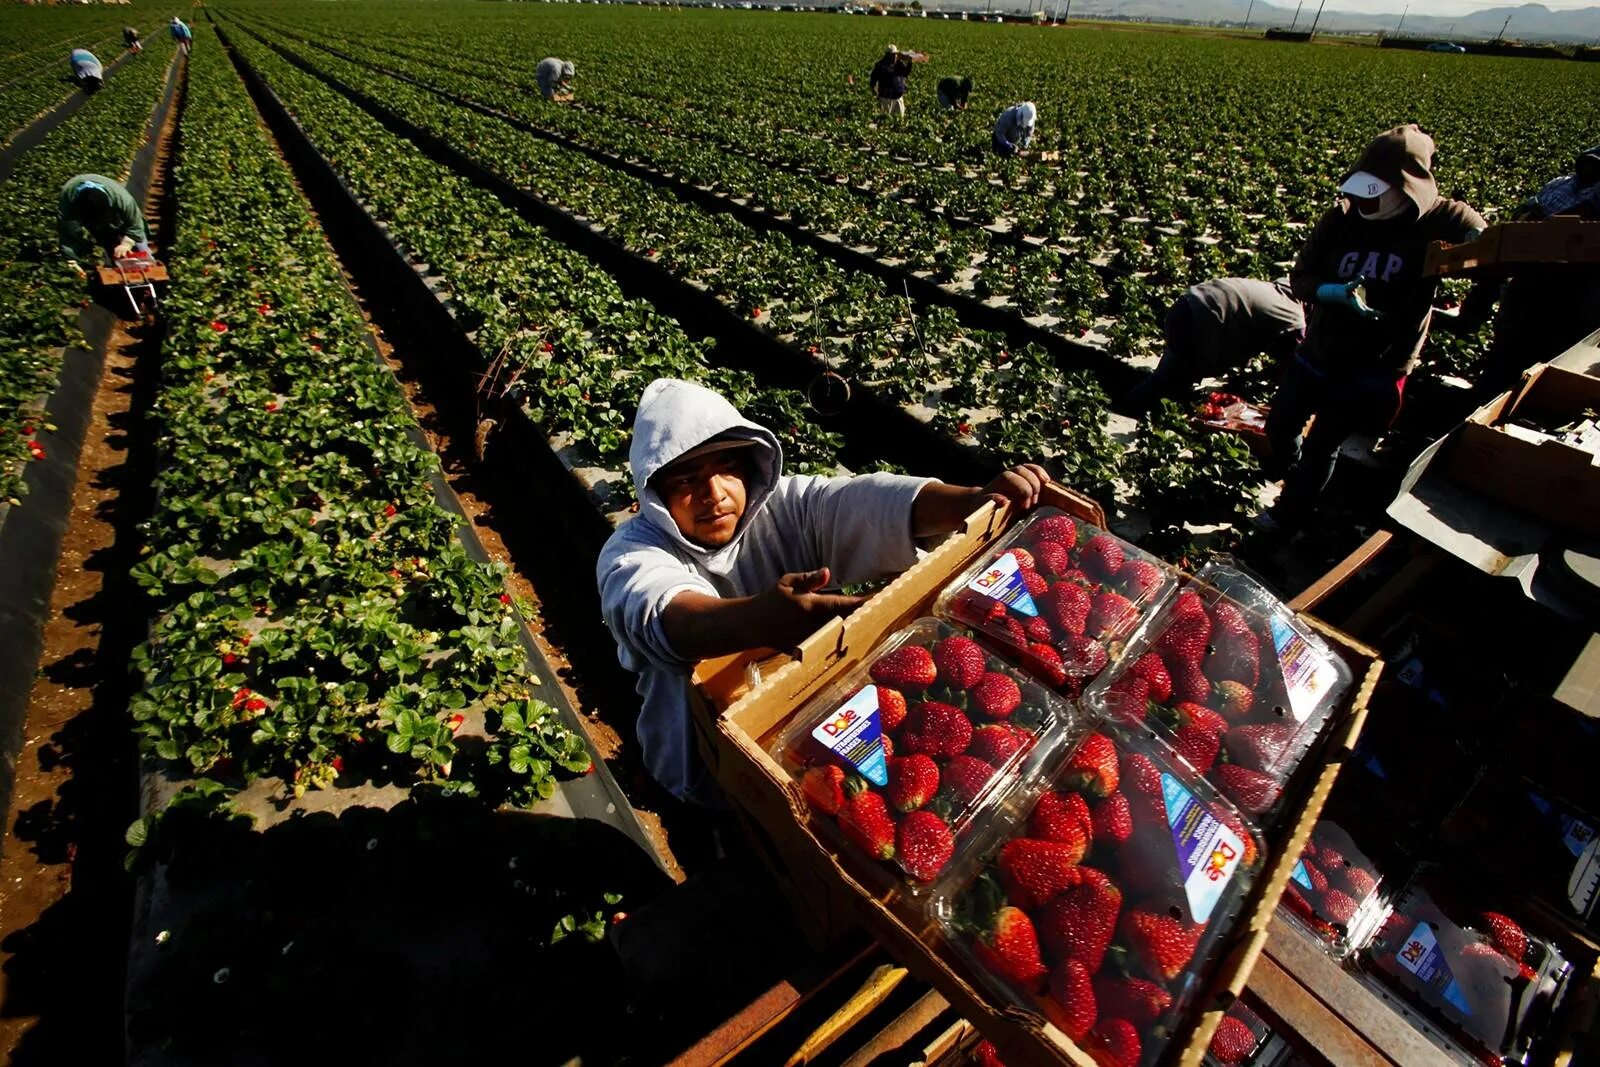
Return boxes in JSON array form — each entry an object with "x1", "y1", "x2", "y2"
[
  {"x1": 927, "y1": 717, "x2": 1266, "y2": 1067},
  {"x1": 1084, "y1": 560, "x2": 1353, "y2": 825},
  {"x1": 1277, "y1": 820, "x2": 1392, "y2": 959},
  {"x1": 1360, "y1": 876, "x2": 1573, "y2": 1066},
  {"x1": 933, "y1": 508, "x2": 1179, "y2": 698},
  {"x1": 1201, "y1": 1001, "x2": 1272, "y2": 1066},
  {"x1": 772, "y1": 618, "x2": 1079, "y2": 889}
]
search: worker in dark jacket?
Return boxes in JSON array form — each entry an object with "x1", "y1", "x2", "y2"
[
  {"x1": 869, "y1": 45, "x2": 926, "y2": 118},
  {"x1": 58, "y1": 174, "x2": 149, "y2": 277},
  {"x1": 1117, "y1": 277, "x2": 1305, "y2": 416},
  {"x1": 937, "y1": 75, "x2": 972, "y2": 111},
  {"x1": 69, "y1": 48, "x2": 104, "y2": 94},
  {"x1": 1257, "y1": 125, "x2": 1485, "y2": 532},
  {"x1": 123, "y1": 27, "x2": 142, "y2": 54}
]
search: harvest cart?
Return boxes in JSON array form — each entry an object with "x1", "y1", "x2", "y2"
[{"x1": 95, "y1": 252, "x2": 169, "y2": 320}]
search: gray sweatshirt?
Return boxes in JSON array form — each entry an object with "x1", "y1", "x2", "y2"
[
  {"x1": 595, "y1": 378, "x2": 931, "y2": 802},
  {"x1": 535, "y1": 57, "x2": 573, "y2": 98}
]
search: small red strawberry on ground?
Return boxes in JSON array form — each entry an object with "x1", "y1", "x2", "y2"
[
  {"x1": 1020, "y1": 567, "x2": 1049, "y2": 596},
  {"x1": 1033, "y1": 539, "x2": 1071, "y2": 577},
  {"x1": 1030, "y1": 790, "x2": 1095, "y2": 846},
  {"x1": 1322, "y1": 888, "x2": 1359, "y2": 927},
  {"x1": 903, "y1": 702, "x2": 973, "y2": 758},
  {"x1": 972, "y1": 1039, "x2": 1005, "y2": 1067},
  {"x1": 1024, "y1": 614, "x2": 1054, "y2": 644},
  {"x1": 1174, "y1": 723, "x2": 1222, "y2": 772},
  {"x1": 1216, "y1": 764, "x2": 1281, "y2": 814},
  {"x1": 886, "y1": 754, "x2": 941, "y2": 813},
  {"x1": 1342, "y1": 867, "x2": 1379, "y2": 900},
  {"x1": 878, "y1": 687, "x2": 909, "y2": 731},
  {"x1": 1173, "y1": 660, "x2": 1211, "y2": 703},
  {"x1": 801, "y1": 765, "x2": 847, "y2": 815},
  {"x1": 870, "y1": 645, "x2": 937, "y2": 691},
  {"x1": 1000, "y1": 838, "x2": 1087, "y2": 908},
  {"x1": 1208, "y1": 1014, "x2": 1256, "y2": 1065},
  {"x1": 976, "y1": 906, "x2": 1050, "y2": 991},
  {"x1": 936, "y1": 635, "x2": 989, "y2": 689},
  {"x1": 1037, "y1": 866, "x2": 1122, "y2": 970},
  {"x1": 970, "y1": 723, "x2": 1030, "y2": 766},
  {"x1": 966, "y1": 671, "x2": 1017, "y2": 723},
  {"x1": 1030, "y1": 515, "x2": 1079, "y2": 551},
  {"x1": 1062, "y1": 733, "x2": 1120, "y2": 797},
  {"x1": 1047, "y1": 958, "x2": 1098, "y2": 1042},
  {"x1": 1481, "y1": 912, "x2": 1530, "y2": 964},
  {"x1": 1024, "y1": 642, "x2": 1068, "y2": 687},
  {"x1": 1092, "y1": 975, "x2": 1171, "y2": 1027},
  {"x1": 1091, "y1": 792, "x2": 1133, "y2": 846},
  {"x1": 1078, "y1": 534, "x2": 1126, "y2": 581},
  {"x1": 1121, "y1": 908, "x2": 1202, "y2": 980},
  {"x1": 1127, "y1": 652, "x2": 1172, "y2": 702},
  {"x1": 1083, "y1": 1018, "x2": 1140, "y2": 1067},
  {"x1": 1088, "y1": 591, "x2": 1138, "y2": 642},
  {"x1": 839, "y1": 791, "x2": 896, "y2": 860},
  {"x1": 899, "y1": 810, "x2": 955, "y2": 881},
  {"x1": 945, "y1": 754, "x2": 1000, "y2": 806},
  {"x1": 1058, "y1": 633, "x2": 1110, "y2": 678},
  {"x1": 1212, "y1": 679, "x2": 1255, "y2": 718},
  {"x1": 1042, "y1": 583, "x2": 1092, "y2": 635},
  {"x1": 1117, "y1": 558, "x2": 1166, "y2": 601}
]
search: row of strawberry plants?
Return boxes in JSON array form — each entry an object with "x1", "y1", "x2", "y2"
[
  {"x1": 133, "y1": 27, "x2": 598, "y2": 807},
  {"x1": 0, "y1": 36, "x2": 176, "y2": 507},
  {"x1": 0, "y1": 20, "x2": 161, "y2": 147},
  {"x1": 226, "y1": 17, "x2": 1129, "y2": 502}
]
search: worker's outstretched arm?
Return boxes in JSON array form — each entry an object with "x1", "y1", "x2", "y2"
[
  {"x1": 662, "y1": 568, "x2": 866, "y2": 660},
  {"x1": 911, "y1": 463, "x2": 1049, "y2": 537}
]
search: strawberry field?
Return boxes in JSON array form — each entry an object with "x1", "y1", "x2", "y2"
[{"x1": 1, "y1": 2, "x2": 1599, "y2": 1063}]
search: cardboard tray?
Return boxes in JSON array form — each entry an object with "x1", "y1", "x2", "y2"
[
  {"x1": 1424, "y1": 218, "x2": 1600, "y2": 277},
  {"x1": 690, "y1": 484, "x2": 1383, "y2": 1067}
]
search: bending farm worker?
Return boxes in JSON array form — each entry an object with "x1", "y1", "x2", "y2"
[
  {"x1": 58, "y1": 174, "x2": 149, "y2": 278},
  {"x1": 937, "y1": 74, "x2": 972, "y2": 111},
  {"x1": 992, "y1": 101, "x2": 1036, "y2": 157},
  {"x1": 68, "y1": 49, "x2": 104, "y2": 94},
  {"x1": 869, "y1": 44, "x2": 927, "y2": 119},
  {"x1": 1117, "y1": 277, "x2": 1305, "y2": 417},
  {"x1": 123, "y1": 26, "x2": 142, "y2": 54},
  {"x1": 170, "y1": 17, "x2": 192, "y2": 54},
  {"x1": 1256, "y1": 124, "x2": 1484, "y2": 533},
  {"x1": 535, "y1": 57, "x2": 575, "y2": 102},
  {"x1": 596, "y1": 378, "x2": 1048, "y2": 805}
]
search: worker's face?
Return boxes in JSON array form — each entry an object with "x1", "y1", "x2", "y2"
[{"x1": 656, "y1": 450, "x2": 750, "y2": 548}]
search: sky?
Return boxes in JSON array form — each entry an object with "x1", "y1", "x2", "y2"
[{"x1": 1318, "y1": 0, "x2": 1594, "y2": 12}]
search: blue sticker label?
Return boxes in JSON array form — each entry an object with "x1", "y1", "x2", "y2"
[
  {"x1": 965, "y1": 551, "x2": 1038, "y2": 618},
  {"x1": 1393, "y1": 922, "x2": 1474, "y2": 1017},
  {"x1": 812, "y1": 686, "x2": 889, "y2": 787},
  {"x1": 1291, "y1": 859, "x2": 1314, "y2": 891},
  {"x1": 1269, "y1": 616, "x2": 1341, "y2": 723},
  {"x1": 1160, "y1": 773, "x2": 1245, "y2": 924}
]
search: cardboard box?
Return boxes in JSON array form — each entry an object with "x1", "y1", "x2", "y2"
[
  {"x1": 1443, "y1": 364, "x2": 1600, "y2": 535},
  {"x1": 1424, "y1": 218, "x2": 1600, "y2": 277},
  {"x1": 691, "y1": 484, "x2": 1382, "y2": 1066}
]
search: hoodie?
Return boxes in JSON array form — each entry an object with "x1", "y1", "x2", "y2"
[
  {"x1": 1291, "y1": 124, "x2": 1485, "y2": 376},
  {"x1": 536, "y1": 57, "x2": 574, "y2": 97},
  {"x1": 58, "y1": 174, "x2": 147, "y2": 264},
  {"x1": 596, "y1": 379, "x2": 932, "y2": 803},
  {"x1": 993, "y1": 102, "x2": 1036, "y2": 157}
]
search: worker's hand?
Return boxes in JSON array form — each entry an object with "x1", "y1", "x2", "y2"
[
  {"x1": 1316, "y1": 279, "x2": 1383, "y2": 320},
  {"x1": 982, "y1": 463, "x2": 1050, "y2": 513},
  {"x1": 113, "y1": 238, "x2": 135, "y2": 258},
  {"x1": 751, "y1": 568, "x2": 866, "y2": 650},
  {"x1": 67, "y1": 260, "x2": 87, "y2": 278}
]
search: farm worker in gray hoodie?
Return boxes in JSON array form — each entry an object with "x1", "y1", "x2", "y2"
[
  {"x1": 992, "y1": 102, "x2": 1036, "y2": 157},
  {"x1": 1256, "y1": 124, "x2": 1484, "y2": 533},
  {"x1": 58, "y1": 174, "x2": 149, "y2": 277},
  {"x1": 535, "y1": 57, "x2": 575, "y2": 101},
  {"x1": 68, "y1": 48, "x2": 104, "y2": 94},
  {"x1": 596, "y1": 378, "x2": 1048, "y2": 804}
]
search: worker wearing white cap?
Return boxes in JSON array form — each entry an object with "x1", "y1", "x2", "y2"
[
  {"x1": 535, "y1": 57, "x2": 575, "y2": 102},
  {"x1": 869, "y1": 44, "x2": 927, "y2": 118},
  {"x1": 1256, "y1": 124, "x2": 1484, "y2": 533}
]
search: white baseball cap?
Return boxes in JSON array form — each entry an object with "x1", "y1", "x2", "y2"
[{"x1": 1339, "y1": 171, "x2": 1391, "y2": 198}]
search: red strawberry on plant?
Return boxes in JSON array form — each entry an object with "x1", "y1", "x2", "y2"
[
  {"x1": 839, "y1": 791, "x2": 896, "y2": 860},
  {"x1": 1024, "y1": 642, "x2": 1068, "y2": 687},
  {"x1": 871, "y1": 646, "x2": 938, "y2": 691},
  {"x1": 1030, "y1": 515, "x2": 1078, "y2": 551},
  {"x1": 999, "y1": 838, "x2": 1088, "y2": 908},
  {"x1": 1322, "y1": 888, "x2": 1359, "y2": 927},
  {"x1": 1062, "y1": 733, "x2": 1120, "y2": 797},
  {"x1": 1091, "y1": 792, "x2": 1133, "y2": 846},
  {"x1": 1042, "y1": 583, "x2": 1092, "y2": 635},
  {"x1": 971, "y1": 673, "x2": 1022, "y2": 720},
  {"x1": 1033, "y1": 539, "x2": 1071, "y2": 577},
  {"x1": 1092, "y1": 975, "x2": 1171, "y2": 1027},
  {"x1": 1121, "y1": 908, "x2": 1202, "y2": 980},
  {"x1": 1078, "y1": 534, "x2": 1125, "y2": 581},
  {"x1": 945, "y1": 754, "x2": 1000, "y2": 806},
  {"x1": 1046, "y1": 958, "x2": 1098, "y2": 1042},
  {"x1": 1088, "y1": 591, "x2": 1138, "y2": 642},
  {"x1": 1083, "y1": 1018, "x2": 1140, "y2": 1067},
  {"x1": 1127, "y1": 652, "x2": 1172, "y2": 703},
  {"x1": 886, "y1": 754, "x2": 941, "y2": 813},
  {"x1": 1213, "y1": 679, "x2": 1254, "y2": 718},
  {"x1": 878, "y1": 687, "x2": 909, "y2": 731},
  {"x1": 1174, "y1": 723, "x2": 1222, "y2": 773},
  {"x1": 903, "y1": 702, "x2": 973, "y2": 758},
  {"x1": 970, "y1": 723, "x2": 1030, "y2": 766},
  {"x1": 1038, "y1": 866, "x2": 1121, "y2": 969},
  {"x1": 936, "y1": 636, "x2": 989, "y2": 689},
  {"x1": 1030, "y1": 790, "x2": 1095, "y2": 847},
  {"x1": 801, "y1": 766, "x2": 849, "y2": 815},
  {"x1": 975, "y1": 906, "x2": 1050, "y2": 991},
  {"x1": 1216, "y1": 764, "x2": 1282, "y2": 815},
  {"x1": 898, "y1": 810, "x2": 955, "y2": 881},
  {"x1": 1209, "y1": 1015, "x2": 1256, "y2": 1065}
]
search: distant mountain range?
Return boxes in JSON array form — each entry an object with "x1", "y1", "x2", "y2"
[{"x1": 930, "y1": 1, "x2": 1600, "y2": 44}]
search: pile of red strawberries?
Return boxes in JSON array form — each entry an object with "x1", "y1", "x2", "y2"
[
  {"x1": 1279, "y1": 826, "x2": 1382, "y2": 946},
  {"x1": 947, "y1": 515, "x2": 1170, "y2": 700},
  {"x1": 798, "y1": 631, "x2": 1054, "y2": 882},
  {"x1": 950, "y1": 729, "x2": 1261, "y2": 1067}
]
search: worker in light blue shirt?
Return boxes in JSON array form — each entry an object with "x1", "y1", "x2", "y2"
[
  {"x1": 170, "y1": 17, "x2": 192, "y2": 54},
  {"x1": 69, "y1": 48, "x2": 104, "y2": 94},
  {"x1": 992, "y1": 101, "x2": 1036, "y2": 158}
]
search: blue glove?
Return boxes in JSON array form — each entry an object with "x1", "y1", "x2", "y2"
[{"x1": 1316, "y1": 279, "x2": 1383, "y2": 319}]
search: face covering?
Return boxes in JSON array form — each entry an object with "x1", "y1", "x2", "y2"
[{"x1": 1358, "y1": 186, "x2": 1408, "y2": 221}]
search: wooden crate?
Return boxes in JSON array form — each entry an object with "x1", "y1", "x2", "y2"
[
  {"x1": 691, "y1": 484, "x2": 1383, "y2": 1066},
  {"x1": 1424, "y1": 219, "x2": 1600, "y2": 277}
]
